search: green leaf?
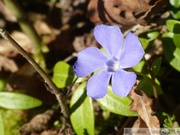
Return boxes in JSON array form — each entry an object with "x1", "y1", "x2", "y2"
[
  {"x1": 169, "y1": 0, "x2": 180, "y2": 19},
  {"x1": 0, "y1": 92, "x2": 42, "y2": 110},
  {"x1": 139, "y1": 37, "x2": 149, "y2": 50},
  {"x1": 170, "y1": 0, "x2": 180, "y2": 8},
  {"x1": 0, "y1": 79, "x2": 6, "y2": 92},
  {"x1": 166, "y1": 20, "x2": 180, "y2": 33},
  {"x1": 70, "y1": 83, "x2": 94, "y2": 135},
  {"x1": 137, "y1": 77, "x2": 163, "y2": 96},
  {"x1": 133, "y1": 60, "x2": 145, "y2": 73},
  {"x1": 151, "y1": 57, "x2": 162, "y2": 76},
  {"x1": 170, "y1": 10, "x2": 180, "y2": 19},
  {"x1": 173, "y1": 34, "x2": 180, "y2": 48},
  {"x1": 162, "y1": 32, "x2": 180, "y2": 71},
  {"x1": 147, "y1": 31, "x2": 160, "y2": 41},
  {"x1": 52, "y1": 61, "x2": 76, "y2": 88},
  {"x1": 97, "y1": 86, "x2": 137, "y2": 116},
  {"x1": 0, "y1": 112, "x2": 4, "y2": 135}
]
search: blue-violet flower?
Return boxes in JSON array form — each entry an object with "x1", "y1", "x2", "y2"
[{"x1": 73, "y1": 24, "x2": 145, "y2": 99}]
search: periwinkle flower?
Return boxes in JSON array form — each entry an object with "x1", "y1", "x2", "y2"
[{"x1": 73, "y1": 24, "x2": 145, "y2": 99}]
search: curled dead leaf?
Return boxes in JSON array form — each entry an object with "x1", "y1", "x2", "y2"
[{"x1": 129, "y1": 84, "x2": 160, "y2": 132}]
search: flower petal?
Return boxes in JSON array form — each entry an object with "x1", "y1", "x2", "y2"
[
  {"x1": 87, "y1": 69, "x2": 111, "y2": 99},
  {"x1": 73, "y1": 47, "x2": 108, "y2": 77},
  {"x1": 94, "y1": 24, "x2": 124, "y2": 59},
  {"x1": 112, "y1": 70, "x2": 136, "y2": 97},
  {"x1": 120, "y1": 32, "x2": 145, "y2": 68}
]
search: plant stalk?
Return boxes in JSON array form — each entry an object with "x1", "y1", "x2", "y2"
[{"x1": 0, "y1": 28, "x2": 70, "y2": 119}]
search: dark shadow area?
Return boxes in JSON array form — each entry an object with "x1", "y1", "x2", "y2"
[{"x1": 173, "y1": 23, "x2": 180, "y2": 33}]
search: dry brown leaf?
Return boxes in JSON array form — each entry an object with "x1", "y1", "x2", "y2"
[
  {"x1": 73, "y1": 31, "x2": 98, "y2": 52},
  {"x1": 130, "y1": 118, "x2": 153, "y2": 135},
  {"x1": 34, "y1": 20, "x2": 59, "y2": 44},
  {"x1": 0, "y1": 31, "x2": 33, "y2": 57},
  {"x1": 88, "y1": 0, "x2": 168, "y2": 26},
  {"x1": 40, "y1": 130, "x2": 60, "y2": 135},
  {"x1": 19, "y1": 110, "x2": 55, "y2": 135},
  {"x1": 0, "y1": 55, "x2": 18, "y2": 72},
  {"x1": 129, "y1": 86, "x2": 160, "y2": 131},
  {"x1": 0, "y1": 1, "x2": 17, "y2": 22}
]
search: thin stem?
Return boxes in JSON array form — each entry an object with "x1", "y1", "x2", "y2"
[{"x1": 0, "y1": 28, "x2": 69, "y2": 119}]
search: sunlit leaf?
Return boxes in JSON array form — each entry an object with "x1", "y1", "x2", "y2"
[
  {"x1": 170, "y1": 0, "x2": 180, "y2": 8},
  {"x1": 139, "y1": 37, "x2": 149, "y2": 50},
  {"x1": 97, "y1": 86, "x2": 137, "y2": 116},
  {"x1": 0, "y1": 92, "x2": 42, "y2": 110},
  {"x1": 70, "y1": 83, "x2": 94, "y2": 135},
  {"x1": 151, "y1": 57, "x2": 162, "y2": 76},
  {"x1": 168, "y1": 2, "x2": 180, "y2": 19},
  {"x1": 0, "y1": 112, "x2": 4, "y2": 135},
  {"x1": 53, "y1": 61, "x2": 76, "y2": 88},
  {"x1": 133, "y1": 60, "x2": 145, "y2": 73},
  {"x1": 173, "y1": 34, "x2": 180, "y2": 48},
  {"x1": 147, "y1": 31, "x2": 160, "y2": 41},
  {"x1": 166, "y1": 20, "x2": 180, "y2": 33},
  {"x1": 170, "y1": 11, "x2": 180, "y2": 19}
]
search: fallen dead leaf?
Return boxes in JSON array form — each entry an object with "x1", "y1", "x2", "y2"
[
  {"x1": 0, "y1": 31, "x2": 33, "y2": 57},
  {"x1": 128, "y1": 84, "x2": 160, "y2": 134},
  {"x1": 19, "y1": 109, "x2": 55, "y2": 135},
  {"x1": 73, "y1": 31, "x2": 98, "y2": 52},
  {"x1": 0, "y1": 55, "x2": 18, "y2": 72},
  {"x1": 0, "y1": 1, "x2": 17, "y2": 22},
  {"x1": 88, "y1": 0, "x2": 168, "y2": 26}
]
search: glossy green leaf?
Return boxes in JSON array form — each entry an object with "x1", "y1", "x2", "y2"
[
  {"x1": 151, "y1": 57, "x2": 162, "y2": 76},
  {"x1": 162, "y1": 32, "x2": 180, "y2": 71},
  {"x1": 166, "y1": 20, "x2": 180, "y2": 33},
  {"x1": 0, "y1": 112, "x2": 4, "y2": 135},
  {"x1": 70, "y1": 83, "x2": 94, "y2": 135},
  {"x1": 97, "y1": 86, "x2": 137, "y2": 116},
  {"x1": 0, "y1": 92, "x2": 42, "y2": 110},
  {"x1": 53, "y1": 61, "x2": 76, "y2": 88}
]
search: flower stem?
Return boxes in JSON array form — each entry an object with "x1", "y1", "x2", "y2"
[{"x1": 0, "y1": 29, "x2": 70, "y2": 119}]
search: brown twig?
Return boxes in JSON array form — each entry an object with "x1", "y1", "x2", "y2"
[{"x1": 0, "y1": 28, "x2": 70, "y2": 119}]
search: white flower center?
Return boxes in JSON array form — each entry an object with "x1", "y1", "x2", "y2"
[{"x1": 106, "y1": 58, "x2": 120, "y2": 72}]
